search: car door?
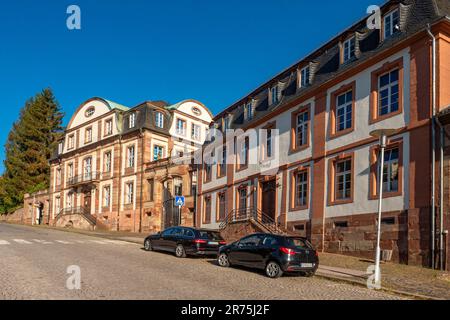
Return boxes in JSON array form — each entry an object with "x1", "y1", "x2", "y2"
[
  {"x1": 165, "y1": 227, "x2": 182, "y2": 252},
  {"x1": 159, "y1": 227, "x2": 175, "y2": 251},
  {"x1": 258, "y1": 235, "x2": 280, "y2": 268},
  {"x1": 230, "y1": 235, "x2": 262, "y2": 267}
]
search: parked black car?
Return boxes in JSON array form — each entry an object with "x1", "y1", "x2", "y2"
[
  {"x1": 217, "y1": 233, "x2": 318, "y2": 278},
  {"x1": 144, "y1": 226, "x2": 226, "y2": 258}
]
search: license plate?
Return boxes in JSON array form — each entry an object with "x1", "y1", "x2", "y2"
[
  {"x1": 208, "y1": 241, "x2": 219, "y2": 245},
  {"x1": 300, "y1": 263, "x2": 314, "y2": 268}
]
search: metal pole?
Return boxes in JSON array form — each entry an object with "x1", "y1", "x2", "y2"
[
  {"x1": 427, "y1": 25, "x2": 436, "y2": 269},
  {"x1": 374, "y1": 134, "x2": 386, "y2": 287},
  {"x1": 440, "y1": 127, "x2": 444, "y2": 270}
]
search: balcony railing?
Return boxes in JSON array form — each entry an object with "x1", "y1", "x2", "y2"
[{"x1": 67, "y1": 172, "x2": 101, "y2": 186}]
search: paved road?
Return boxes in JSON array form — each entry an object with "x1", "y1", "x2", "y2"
[{"x1": 0, "y1": 223, "x2": 403, "y2": 300}]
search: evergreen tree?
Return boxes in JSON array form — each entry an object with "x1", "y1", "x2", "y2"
[{"x1": 0, "y1": 88, "x2": 64, "y2": 213}]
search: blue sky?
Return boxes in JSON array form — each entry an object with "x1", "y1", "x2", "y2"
[{"x1": 0, "y1": 0, "x2": 383, "y2": 173}]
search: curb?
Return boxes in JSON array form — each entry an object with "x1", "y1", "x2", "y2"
[{"x1": 315, "y1": 272, "x2": 441, "y2": 300}]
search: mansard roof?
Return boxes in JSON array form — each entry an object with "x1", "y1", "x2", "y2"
[{"x1": 214, "y1": 0, "x2": 450, "y2": 129}]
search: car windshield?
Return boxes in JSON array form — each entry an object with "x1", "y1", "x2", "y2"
[
  {"x1": 198, "y1": 231, "x2": 223, "y2": 240},
  {"x1": 285, "y1": 238, "x2": 312, "y2": 249}
]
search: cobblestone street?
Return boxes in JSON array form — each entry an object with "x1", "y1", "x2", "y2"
[{"x1": 0, "y1": 223, "x2": 404, "y2": 300}]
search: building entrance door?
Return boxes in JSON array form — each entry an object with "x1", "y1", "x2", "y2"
[
  {"x1": 261, "y1": 180, "x2": 276, "y2": 222},
  {"x1": 84, "y1": 191, "x2": 91, "y2": 214}
]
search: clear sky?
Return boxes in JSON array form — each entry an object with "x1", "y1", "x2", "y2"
[{"x1": 0, "y1": 0, "x2": 384, "y2": 173}]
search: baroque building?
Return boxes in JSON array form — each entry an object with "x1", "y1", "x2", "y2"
[
  {"x1": 49, "y1": 97, "x2": 212, "y2": 232},
  {"x1": 196, "y1": 0, "x2": 450, "y2": 269}
]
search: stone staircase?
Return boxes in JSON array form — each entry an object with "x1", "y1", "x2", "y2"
[{"x1": 219, "y1": 207, "x2": 291, "y2": 242}]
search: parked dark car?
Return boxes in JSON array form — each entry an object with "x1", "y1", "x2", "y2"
[
  {"x1": 217, "y1": 233, "x2": 318, "y2": 278},
  {"x1": 144, "y1": 226, "x2": 226, "y2": 258}
]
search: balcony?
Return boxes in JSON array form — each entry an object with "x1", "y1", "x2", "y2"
[{"x1": 67, "y1": 172, "x2": 101, "y2": 187}]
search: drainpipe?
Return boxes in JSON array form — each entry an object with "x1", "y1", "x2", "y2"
[
  {"x1": 427, "y1": 24, "x2": 436, "y2": 269},
  {"x1": 117, "y1": 135, "x2": 123, "y2": 231},
  {"x1": 139, "y1": 128, "x2": 145, "y2": 233},
  {"x1": 439, "y1": 122, "x2": 445, "y2": 270}
]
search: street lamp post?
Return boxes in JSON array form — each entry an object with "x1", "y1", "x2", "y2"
[{"x1": 369, "y1": 128, "x2": 398, "y2": 288}]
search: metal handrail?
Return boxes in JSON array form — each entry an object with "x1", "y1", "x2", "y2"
[
  {"x1": 67, "y1": 172, "x2": 101, "y2": 186},
  {"x1": 219, "y1": 206, "x2": 286, "y2": 235},
  {"x1": 54, "y1": 206, "x2": 97, "y2": 226}
]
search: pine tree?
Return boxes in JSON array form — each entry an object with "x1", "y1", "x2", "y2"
[{"x1": 0, "y1": 88, "x2": 64, "y2": 213}]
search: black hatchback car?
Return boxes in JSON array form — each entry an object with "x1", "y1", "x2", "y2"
[
  {"x1": 144, "y1": 226, "x2": 226, "y2": 258},
  {"x1": 217, "y1": 233, "x2": 318, "y2": 278}
]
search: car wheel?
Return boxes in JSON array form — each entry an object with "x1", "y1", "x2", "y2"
[
  {"x1": 265, "y1": 261, "x2": 283, "y2": 278},
  {"x1": 217, "y1": 253, "x2": 230, "y2": 267},
  {"x1": 175, "y1": 244, "x2": 187, "y2": 258},
  {"x1": 144, "y1": 239, "x2": 153, "y2": 251}
]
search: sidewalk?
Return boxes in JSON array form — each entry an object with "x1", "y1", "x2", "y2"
[
  {"x1": 18, "y1": 223, "x2": 450, "y2": 300},
  {"x1": 317, "y1": 252, "x2": 450, "y2": 300}
]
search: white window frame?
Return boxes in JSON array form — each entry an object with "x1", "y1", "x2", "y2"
[
  {"x1": 126, "y1": 182, "x2": 134, "y2": 204},
  {"x1": 129, "y1": 113, "x2": 136, "y2": 128},
  {"x1": 378, "y1": 69, "x2": 399, "y2": 116},
  {"x1": 66, "y1": 192, "x2": 73, "y2": 208},
  {"x1": 68, "y1": 134, "x2": 74, "y2": 149},
  {"x1": 379, "y1": 148, "x2": 399, "y2": 193},
  {"x1": 56, "y1": 168, "x2": 61, "y2": 185},
  {"x1": 104, "y1": 185, "x2": 111, "y2": 207},
  {"x1": 153, "y1": 145, "x2": 164, "y2": 161},
  {"x1": 295, "y1": 170, "x2": 308, "y2": 207},
  {"x1": 105, "y1": 119, "x2": 113, "y2": 136},
  {"x1": 245, "y1": 102, "x2": 253, "y2": 120},
  {"x1": 84, "y1": 157, "x2": 92, "y2": 179},
  {"x1": 335, "y1": 159, "x2": 352, "y2": 200},
  {"x1": 176, "y1": 118, "x2": 186, "y2": 136},
  {"x1": 127, "y1": 146, "x2": 135, "y2": 168},
  {"x1": 55, "y1": 196, "x2": 61, "y2": 214},
  {"x1": 300, "y1": 66, "x2": 310, "y2": 88},
  {"x1": 67, "y1": 163, "x2": 74, "y2": 180},
  {"x1": 384, "y1": 9, "x2": 400, "y2": 39},
  {"x1": 85, "y1": 127, "x2": 92, "y2": 143},
  {"x1": 155, "y1": 112, "x2": 164, "y2": 128},
  {"x1": 336, "y1": 90, "x2": 353, "y2": 132},
  {"x1": 296, "y1": 110, "x2": 309, "y2": 147},
  {"x1": 343, "y1": 37, "x2": 355, "y2": 63},
  {"x1": 104, "y1": 151, "x2": 112, "y2": 172},
  {"x1": 270, "y1": 86, "x2": 279, "y2": 105},
  {"x1": 191, "y1": 123, "x2": 201, "y2": 141}
]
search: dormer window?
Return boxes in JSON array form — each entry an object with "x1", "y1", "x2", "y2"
[
  {"x1": 343, "y1": 37, "x2": 355, "y2": 63},
  {"x1": 384, "y1": 9, "x2": 400, "y2": 39},
  {"x1": 300, "y1": 66, "x2": 310, "y2": 88},
  {"x1": 223, "y1": 116, "x2": 230, "y2": 130},
  {"x1": 270, "y1": 85, "x2": 279, "y2": 105},
  {"x1": 129, "y1": 113, "x2": 136, "y2": 128},
  {"x1": 155, "y1": 111, "x2": 164, "y2": 128},
  {"x1": 245, "y1": 101, "x2": 253, "y2": 120}
]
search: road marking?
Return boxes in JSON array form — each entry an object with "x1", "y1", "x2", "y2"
[
  {"x1": 32, "y1": 239, "x2": 52, "y2": 244},
  {"x1": 13, "y1": 239, "x2": 32, "y2": 244},
  {"x1": 0, "y1": 240, "x2": 10, "y2": 245},
  {"x1": 55, "y1": 240, "x2": 72, "y2": 244},
  {"x1": 89, "y1": 240, "x2": 107, "y2": 244},
  {"x1": 102, "y1": 239, "x2": 127, "y2": 245}
]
